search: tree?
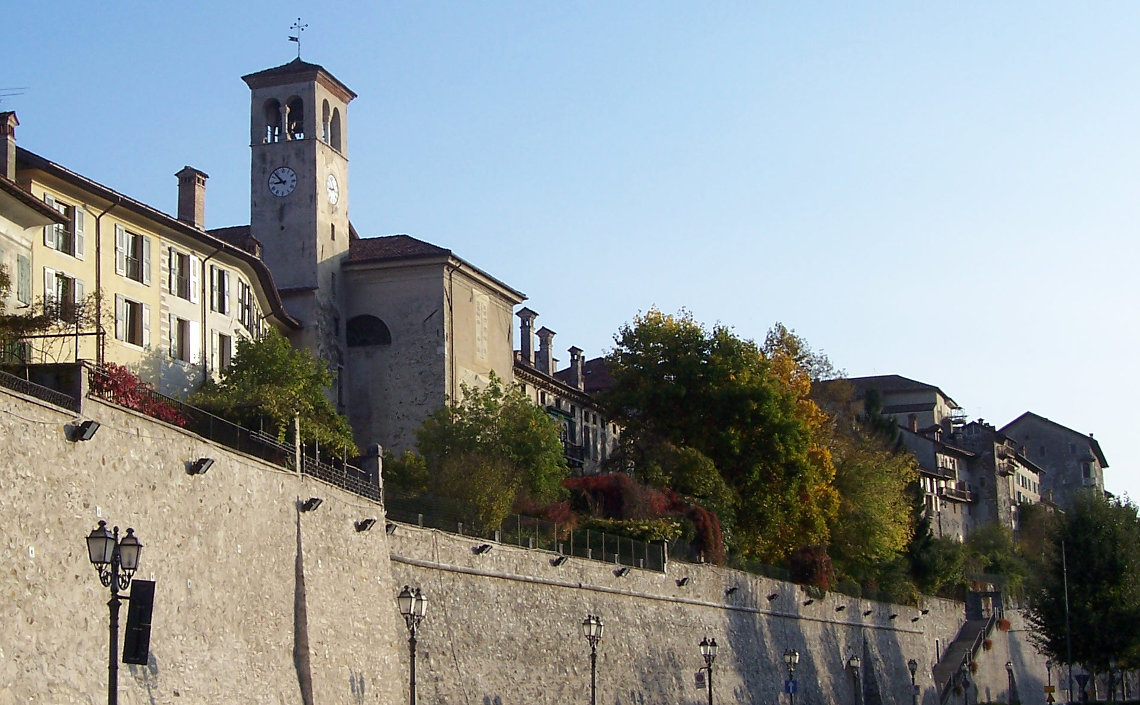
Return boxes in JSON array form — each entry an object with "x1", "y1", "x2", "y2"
[
  {"x1": 415, "y1": 374, "x2": 570, "y2": 530},
  {"x1": 1026, "y1": 494, "x2": 1140, "y2": 673},
  {"x1": 190, "y1": 329, "x2": 356, "y2": 452},
  {"x1": 601, "y1": 309, "x2": 838, "y2": 563}
]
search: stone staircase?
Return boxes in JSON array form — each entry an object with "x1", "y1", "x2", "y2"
[{"x1": 932, "y1": 615, "x2": 995, "y2": 702}]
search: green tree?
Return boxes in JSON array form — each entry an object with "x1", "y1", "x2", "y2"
[
  {"x1": 601, "y1": 309, "x2": 838, "y2": 563},
  {"x1": 415, "y1": 374, "x2": 569, "y2": 530},
  {"x1": 190, "y1": 329, "x2": 356, "y2": 452},
  {"x1": 1026, "y1": 494, "x2": 1140, "y2": 672}
]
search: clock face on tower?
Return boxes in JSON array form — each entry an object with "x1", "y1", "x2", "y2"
[
  {"x1": 326, "y1": 173, "x2": 339, "y2": 205},
  {"x1": 268, "y1": 166, "x2": 297, "y2": 197}
]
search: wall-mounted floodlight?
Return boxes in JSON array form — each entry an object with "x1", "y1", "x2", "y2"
[
  {"x1": 473, "y1": 543, "x2": 492, "y2": 555},
  {"x1": 300, "y1": 497, "x2": 323, "y2": 512},
  {"x1": 385, "y1": 522, "x2": 397, "y2": 535},
  {"x1": 921, "y1": 608, "x2": 930, "y2": 615},
  {"x1": 863, "y1": 610, "x2": 874, "y2": 616},
  {"x1": 75, "y1": 420, "x2": 101, "y2": 441},
  {"x1": 188, "y1": 457, "x2": 214, "y2": 475},
  {"x1": 676, "y1": 577, "x2": 690, "y2": 587},
  {"x1": 767, "y1": 593, "x2": 780, "y2": 601},
  {"x1": 551, "y1": 555, "x2": 568, "y2": 566},
  {"x1": 836, "y1": 605, "x2": 846, "y2": 612},
  {"x1": 725, "y1": 586, "x2": 738, "y2": 595},
  {"x1": 911, "y1": 616, "x2": 921, "y2": 622},
  {"x1": 614, "y1": 566, "x2": 631, "y2": 577},
  {"x1": 888, "y1": 613, "x2": 899, "y2": 620},
  {"x1": 802, "y1": 599, "x2": 814, "y2": 606},
  {"x1": 355, "y1": 518, "x2": 376, "y2": 532}
]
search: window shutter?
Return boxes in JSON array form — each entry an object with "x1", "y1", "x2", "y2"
[
  {"x1": 222, "y1": 270, "x2": 231, "y2": 314},
  {"x1": 169, "y1": 314, "x2": 177, "y2": 358},
  {"x1": 211, "y1": 330, "x2": 219, "y2": 372},
  {"x1": 189, "y1": 256, "x2": 200, "y2": 303},
  {"x1": 115, "y1": 295, "x2": 125, "y2": 340},
  {"x1": 43, "y1": 194, "x2": 57, "y2": 249},
  {"x1": 115, "y1": 225, "x2": 127, "y2": 276},
  {"x1": 43, "y1": 268, "x2": 56, "y2": 304},
  {"x1": 73, "y1": 209, "x2": 85, "y2": 260},
  {"x1": 141, "y1": 236, "x2": 151, "y2": 285},
  {"x1": 167, "y1": 248, "x2": 175, "y2": 294},
  {"x1": 142, "y1": 304, "x2": 151, "y2": 349},
  {"x1": 74, "y1": 279, "x2": 84, "y2": 307},
  {"x1": 16, "y1": 254, "x2": 30, "y2": 305},
  {"x1": 189, "y1": 320, "x2": 201, "y2": 364}
]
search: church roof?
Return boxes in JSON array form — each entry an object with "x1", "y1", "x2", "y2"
[{"x1": 348, "y1": 234, "x2": 451, "y2": 263}]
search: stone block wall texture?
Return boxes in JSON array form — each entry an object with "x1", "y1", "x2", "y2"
[{"x1": 0, "y1": 384, "x2": 1049, "y2": 704}]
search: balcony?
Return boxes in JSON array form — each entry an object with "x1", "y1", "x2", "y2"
[{"x1": 940, "y1": 485, "x2": 974, "y2": 502}]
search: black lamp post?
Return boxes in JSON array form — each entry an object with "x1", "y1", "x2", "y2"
[
  {"x1": 848, "y1": 655, "x2": 862, "y2": 705},
  {"x1": 582, "y1": 614, "x2": 604, "y2": 705},
  {"x1": 397, "y1": 585, "x2": 428, "y2": 705},
  {"x1": 85, "y1": 520, "x2": 142, "y2": 705},
  {"x1": 700, "y1": 637, "x2": 718, "y2": 705},
  {"x1": 908, "y1": 658, "x2": 919, "y2": 705},
  {"x1": 784, "y1": 648, "x2": 800, "y2": 705},
  {"x1": 1006, "y1": 661, "x2": 1014, "y2": 704}
]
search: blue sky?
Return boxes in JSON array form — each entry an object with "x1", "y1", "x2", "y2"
[{"x1": 11, "y1": 2, "x2": 1140, "y2": 499}]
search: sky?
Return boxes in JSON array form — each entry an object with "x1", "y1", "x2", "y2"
[{"x1": 9, "y1": 3, "x2": 1140, "y2": 499}]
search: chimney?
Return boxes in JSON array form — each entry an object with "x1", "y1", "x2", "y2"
[
  {"x1": 536, "y1": 326, "x2": 556, "y2": 376},
  {"x1": 568, "y1": 346, "x2": 584, "y2": 390},
  {"x1": 517, "y1": 307, "x2": 537, "y2": 366},
  {"x1": 175, "y1": 166, "x2": 209, "y2": 229},
  {"x1": 0, "y1": 112, "x2": 18, "y2": 180}
]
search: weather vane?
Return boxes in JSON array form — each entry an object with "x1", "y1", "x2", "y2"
[{"x1": 289, "y1": 18, "x2": 308, "y2": 59}]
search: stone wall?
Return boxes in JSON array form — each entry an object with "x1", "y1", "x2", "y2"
[{"x1": 0, "y1": 381, "x2": 1050, "y2": 705}]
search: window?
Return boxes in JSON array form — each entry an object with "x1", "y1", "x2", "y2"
[
  {"x1": 169, "y1": 315, "x2": 199, "y2": 363},
  {"x1": 1083, "y1": 463, "x2": 1092, "y2": 479},
  {"x1": 346, "y1": 315, "x2": 391, "y2": 346},
  {"x1": 114, "y1": 225, "x2": 151, "y2": 284},
  {"x1": 210, "y1": 265, "x2": 231, "y2": 314},
  {"x1": 16, "y1": 254, "x2": 30, "y2": 305},
  {"x1": 168, "y1": 248, "x2": 199, "y2": 302},
  {"x1": 237, "y1": 280, "x2": 260, "y2": 332},
  {"x1": 286, "y1": 96, "x2": 305, "y2": 139},
  {"x1": 263, "y1": 99, "x2": 282, "y2": 143},
  {"x1": 114, "y1": 294, "x2": 150, "y2": 348},
  {"x1": 212, "y1": 331, "x2": 232, "y2": 372},
  {"x1": 42, "y1": 195, "x2": 85, "y2": 259},
  {"x1": 43, "y1": 268, "x2": 83, "y2": 322}
]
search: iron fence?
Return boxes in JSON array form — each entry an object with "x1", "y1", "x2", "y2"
[{"x1": 0, "y1": 367, "x2": 81, "y2": 411}]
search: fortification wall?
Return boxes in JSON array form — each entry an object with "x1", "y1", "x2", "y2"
[{"x1": 0, "y1": 382, "x2": 1049, "y2": 705}]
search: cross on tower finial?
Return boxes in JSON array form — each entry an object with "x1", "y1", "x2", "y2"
[{"x1": 288, "y1": 18, "x2": 308, "y2": 59}]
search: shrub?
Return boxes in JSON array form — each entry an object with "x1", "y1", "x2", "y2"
[{"x1": 92, "y1": 363, "x2": 188, "y2": 427}]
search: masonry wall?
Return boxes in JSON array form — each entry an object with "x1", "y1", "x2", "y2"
[{"x1": 0, "y1": 383, "x2": 1051, "y2": 705}]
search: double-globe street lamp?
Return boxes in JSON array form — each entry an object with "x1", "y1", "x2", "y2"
[
  {"x1": 397, "y1": 586, "x2": 428, "y2": 705},
  {"x1": 85, "y1": 520, "x2": 142, "y2": 705},
  {"x1": 582, "y1": 614, "x2": 604, "y2": 705},
  {"x1": 908, "y1": 658, "x2": 919, "y2": 705},
  {"x1": 784, "y1": 648, "x2": 801, "y2": 705},
  {"x1": 700, "y1": 637, "x2": 719, "y2": 705}
]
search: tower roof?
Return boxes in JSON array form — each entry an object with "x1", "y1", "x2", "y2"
[{"x1": 242, "y1": 58, "x2": 356, "y2": 103}]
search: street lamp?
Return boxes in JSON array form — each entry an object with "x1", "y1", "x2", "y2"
[
  {"x1": 700, "y1": 637, "x2": 719, "y2": 705},
  {"x1": 1005, "y1": 661, "x2": 1014, "y2": 704},
  {"x1": 85, "y1": 520, "x2": 142, "y2": 705},
  {"x1": 848, "y1": 655, "x2": 862, "y2": 705},
  {"x1": 397, "y1": 586, "x2": 428, "y2": 705},
  {"x1": 784, "y1": 648, "x2": 800, "y2": 705},
  {"x1": 908, "y1": 658, "x2": 919, "y2": 705},
  {"x1": 582, "y1": 615, "x2": 604, "y2": 705}
]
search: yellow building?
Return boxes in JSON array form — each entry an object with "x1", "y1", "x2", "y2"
[{"x1": 7, "y1": 119, "x2": 297, "y2": 396}]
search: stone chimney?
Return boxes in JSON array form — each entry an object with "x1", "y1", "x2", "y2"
[
  {"x1": 536, "y1": 326, "x2": 556, "y2": 376},
  {"x1": 1, "y1": 112, "x2": 18, "y2": 180},
  {"x1": 176, "y1": 166, "x2": 209, "y2": 229},
  {"x1": 567, "y1": 346, "x2": 584, "y2": 390},
  {"x1": 517, "y1": 307, "x2": 538, "y2": 366}
]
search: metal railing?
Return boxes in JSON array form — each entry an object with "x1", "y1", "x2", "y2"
[
  {"x1": 0, "y1": 367, "x2": 80, "y2": 411},
  {"x1": 87, "y1": 364, "x2": 377, "y2": 501},
  {"x1": 385, "y1": 489, "x2": 666, "y2": 572}
]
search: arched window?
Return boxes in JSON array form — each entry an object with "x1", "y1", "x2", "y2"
[
  {"x1": 285, "y1": 96, "x2": 305, "y2": 140},
  {"x1": 330, "y1": 107, "x2": 342, "y2": 151},
  {"x1": 263, "y1": 99, "x2": 282, "y2": 143},
  {"x1": 321, "y1": 100, "x2": 331, "y2": 143},
  {"x1": 347, "y1": 315, "x2": 391, "y2": 347}
]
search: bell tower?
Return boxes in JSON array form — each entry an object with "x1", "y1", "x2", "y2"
[{"x1": 242, "y1": 58, "x2": 355, "y2": 372}]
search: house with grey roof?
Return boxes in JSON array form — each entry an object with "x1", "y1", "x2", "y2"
[{"x1": 1000, "y1": 412, "x2": 1107, "y2": 510}]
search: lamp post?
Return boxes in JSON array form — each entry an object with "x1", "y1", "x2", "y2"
[
  {"x1": 784, "y1": 648, "x2": 800, "y2": 705},
  {"x1": 582, "y1": 615, "x2": 604, "y2": 705},
  {"x1": 908, "y1": 658, "x2": 919, "y2": 705},
  {"x1": 85, "y1": 520, "x2": 142, "y2": 705},
  {"x1": 1006, "y1": 661, "x2": 1014, "y2": 704},
  {"x1": 848, "y1": 655, "x2": 862, "y2": 705},
  {"x1": 397, "y1": 585, "x2": 428, "y2": 705},
  {"x1": 700, "y1": 637, "x2": 718, "y2": 705}
]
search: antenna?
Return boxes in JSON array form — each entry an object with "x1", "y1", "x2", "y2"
[
  {"x1": 288, "y1": 18, "x2": 308, "y2": 59},
  {"x1": 0, "y1": 88, "x2": 28, "y2": 106}
]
